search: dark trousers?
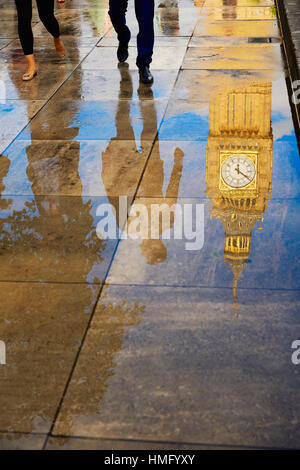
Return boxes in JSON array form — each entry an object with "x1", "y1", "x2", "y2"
[
  {"x1": 15, "y1": 0, "x2": 60, "y2": 55},
  {"x1": 109, "y1": 0, "x2": 155, "y2": 68}
]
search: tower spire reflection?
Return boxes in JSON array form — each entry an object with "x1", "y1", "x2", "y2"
[{"x1": 206, "y1": 81, "x2": 273, "y2": 315}]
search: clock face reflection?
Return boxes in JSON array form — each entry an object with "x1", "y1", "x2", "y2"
[{"x1": 221, "y1": 155, "x2": 256, "y2": 188}]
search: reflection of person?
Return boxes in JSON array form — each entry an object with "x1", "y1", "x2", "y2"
[
  {"x1": 157, "y1": 1, "x2": 180, "y2": 36},
  {"x1": 14, "y1": 0, "x2": 66, "y2": 81},
  {"x1": 102, "y1": 65, "x2": 184, "y2": 265},
  {"x1": 135, "y1": 145, "x2": 184, "y2": 265},
  {"x1": 5, "y1": 48, "x2": 105, "y2": 285},
  {"x1": 108, "y1": 0, "x2": 155, "y2": 84},
  {"x1": 0, "y1": 153, "x2": 12, "y2": 212}
]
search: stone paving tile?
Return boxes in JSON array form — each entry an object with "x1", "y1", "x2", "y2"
[
  {"x1": 81, "y1": 46, "x2": 187, "y2": 70},
  {"x1": 97, "y1": 36, "x2": 190, "y2": 48},
  {"x1": 189, "y1": 36, "x2": 281, "y2": 46},
  {"x1": 0, "y1": 11, "x2": 32, "y2": 39},
  {"x1": 0, "y1": 39, "x2": 12, "y2": 50},
  {"x1": 125, "y1": 7, "x2": 200, "y2": 37},
  {"x1": 52, "y1": 285, "x2": 300, "y2": 449},
  {"x1": 198, "y1": 6, "x2": 277, "y2": 20},
  {"x1": 32, "y1": 8, "x2": 112, "y2": 39},
  {"x1": 135, "y1": 136, "x2": 300, "y2": 200},
  {"x1": 0, "y1": 195, "x2": 119, "y2": 284},
  {"x1": 158, "y1": 99, "x2": 210, "y2": 141},
  {"x1": 17, "y1": 98, "x2": 168, "y2": 141},
  {"x1": 53, "y1": 0, "x2": 109, "y2": 10},
  {"x1": 0, "y1": 140, "x2": 10, "y2": 154},
  {"x1": 171, "y1": 69, "x2": 278, "y2": 101},
  {"x1": 193, "y1": 19, "x2": 279, "y2": 37},
  {"x1": 1, "y1": 68, "x2": 72, "y2": 101},
  {"x1": 136, "y1": 141, "x2": 207, "y2": 199},
  {"x1": 182, "y1": 45, "x2": 282, "y2": 70},
  {"x1": 54, "y1": 69, "x2": 179, "y2": 101},
  {"x1": 0, "y1": 433, "x2": 45, "y2": 450},
  {"x1": 159, "y1": 72, "x2": 293, "y2": 141},
  {"x1": 105, "y1": 197, "x2": 300, "y2": 290},
  {"x1": 0, "y1": 100, "x2": 46, "y2": 140},
  {"x1": 0, "y1": 281, "x2": 101, "y2": 434},
  {"x1": 1, "y1": 139, "x2": 153, "y2": 197},
  {"x1": 0, "y1": 44, "x2": 91, "y2": 70},
  {"x1": 203, "y1": 0, "x2": 274, "y2": 5},
  {"x1": 8, "y1": 35, "x2": 99, "y2": 52}
]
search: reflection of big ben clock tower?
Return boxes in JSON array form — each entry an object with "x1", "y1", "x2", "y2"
[{"x1": 206, "y1": 82, "x2": 273, "y2": 315}]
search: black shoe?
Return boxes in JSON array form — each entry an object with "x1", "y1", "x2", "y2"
[
  {"x1": 139, "y1": 66, "x2": 154, "y2": 84},
  {"x1": 117, "y1": 42, "x2": 129, "y2": 63}
]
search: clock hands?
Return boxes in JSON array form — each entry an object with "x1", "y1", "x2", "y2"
[{"x1": 235, "y1": 164, "x2": 251, "y2": 181}]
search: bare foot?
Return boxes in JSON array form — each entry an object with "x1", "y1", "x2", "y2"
[
  {"x1": 174, "y1": 147, "x2": 184, "y2": 160},
  {"x1": 23, "y1": 54, "x2": 38, "y2": 81},
  {"x1": 54, "y1": 37, "x2": 66, "y2": 59}
]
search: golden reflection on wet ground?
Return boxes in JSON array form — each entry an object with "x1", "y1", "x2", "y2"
[{"x1": 0, "y1": 0, "x2": 299, "y2": 450}]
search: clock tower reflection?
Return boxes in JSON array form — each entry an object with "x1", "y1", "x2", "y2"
[{"x1": 205, "y1": 81, "x2": 273, "y2": 315}]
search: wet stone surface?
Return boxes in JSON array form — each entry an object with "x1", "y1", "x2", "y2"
[{"x1": 0, "y1": 0, "x2": 299, "y2": 450}]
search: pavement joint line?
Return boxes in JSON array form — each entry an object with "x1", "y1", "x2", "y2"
[
  {"x1": 0, "y1": 279, "x2": 107, "y2": 286},
  {"x1": 0, "y1": 429, "x2": 295, "y2": 450},
  {"x1": 84, "y1": 284, "x2": 300, "y2": 292},
  {"x1": 46, "y1": 433, "x2": 297, "y2": 451},
  {"x1": 0, "y1": 430, "x2": 47, "y2": 436},
  {"x1": 0, "y1": 194, "x2": 299, "y2": 202},
  {"x1": 0, "y1": 279, "x2": 299, "y2": 292}
]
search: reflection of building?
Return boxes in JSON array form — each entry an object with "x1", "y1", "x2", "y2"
[
  {"x1": 200, "y1": 0, "x2": 276, "y2": 37},
  {"x1": 206, "y1": 82, "x2": 273, "y2": 315},
  {"x1": 102, "y1": 65, "x2": 184, "y2": 265},
  {"x1": 205, "y1": 0, "x2": 275, "y2": 20}
]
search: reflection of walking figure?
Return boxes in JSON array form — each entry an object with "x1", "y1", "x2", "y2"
[
  {"x1": 3, "y1": 57, "x2": 106, "y2": 284},
  {"x1": 109, "y1": 0, "x2": 155, "y2": 84},
  {"x1": 0, "y1": 153, "x2": 11, "y2": 212},
  {"x1": 157, "y1": 1, "x2": 180, "y2": 36},
  {"x1": 102, "y1": 65, "x2": 184, "y2": 265}
]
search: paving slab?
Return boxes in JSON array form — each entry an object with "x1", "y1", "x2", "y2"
[
  {"x1": 0, "y1": 433, "x2": 45, "y2": 450},
  {"x1": 52, "y1": 285, "x2": 300, "y2": 449},
  {"x1": 0, "y1": 195, "x2": 119, "y2": 283},
  {"x1": 0, "y1": 282, "x2": 100, "y2": 434}
]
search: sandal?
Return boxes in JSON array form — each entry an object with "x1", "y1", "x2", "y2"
[
  {"x1": 22, "y1": 70, "x2": 38, "y2": 81},
  {"x1": 57, "y1": 51, "x2": 66, "y2": 59}
]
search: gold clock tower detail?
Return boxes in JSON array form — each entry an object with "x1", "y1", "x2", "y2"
[{"x1": 206, "y1": 81, "x2": 273, "y2": 315}]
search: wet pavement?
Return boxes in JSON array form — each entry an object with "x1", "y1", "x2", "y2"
[
  {"x1": 276, "y1": 0, "x2": 300, "y2": 134},
  {"x1": 0, "y1": 0, "x2": 300, "y2": 451}
]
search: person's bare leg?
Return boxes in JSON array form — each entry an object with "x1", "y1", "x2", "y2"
[
  {"x1": 23, "y1": 54, "x2": 38, "y2": 80},
  {"x1": 54, "y1": 37, "x2": 66, "y2": 58}
]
